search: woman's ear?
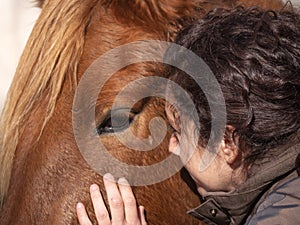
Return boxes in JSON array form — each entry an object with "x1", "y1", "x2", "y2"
[{"x1": 221, "y1": 125, "x2": 240, "y2": 166}]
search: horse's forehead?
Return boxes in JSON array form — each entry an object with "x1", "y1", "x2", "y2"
[
  {"x1": 77, "y1": 2, "x2": 165, "y2": 79},
  {"x1": 78, "y1": 16, "x2": 164, "y2": 110}
]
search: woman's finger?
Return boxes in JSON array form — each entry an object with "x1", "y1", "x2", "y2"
[
  {"x1": 90, "y1": 184, "x2": 111, "y2": 225},
  {"x1": 103, "y1": 173, "x2": 125, "y2": 224},
  {"x1": 118, "y1": 177, "x2": 140, "y2": 224},
  {"x1": 139, "y1": 206, "x2": 147, "y2": 225},
  {"x1": 76, "y1": 202, "x2": 93, "y2": 225}
]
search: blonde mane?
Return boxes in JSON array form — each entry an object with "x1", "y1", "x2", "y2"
[{"x1": 0, "y1": 0, "x2": 99, "y2": 207}]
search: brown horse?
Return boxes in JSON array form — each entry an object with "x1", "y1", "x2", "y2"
[{"x1": 0, "y1": 0, "x2": 284, "y2": 224}]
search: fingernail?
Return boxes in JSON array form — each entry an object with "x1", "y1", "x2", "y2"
[
  {"x1": 118, "y1": 177, "x2": 129, "y2": 185},
  {"x1": 77, "y1": 202, "x2": 84, "y2": 209},
  {"x1": 90, "y1": 184, "x2": 98, "y2": 191},
  {"x1": 139, "y1": 205, "x2": 146, "y2": 215},
  {"x1": 103, "y1": 173, "x2": 115, "y2": 181}
]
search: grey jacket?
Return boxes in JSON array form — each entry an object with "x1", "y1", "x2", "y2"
[{"x1": 188, "y1": 134, "x2": 300, "y2": 225}]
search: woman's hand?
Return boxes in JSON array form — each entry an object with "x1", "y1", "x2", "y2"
[{"x1": 76, "y1": 173, "x2": 147, "y2": 225}]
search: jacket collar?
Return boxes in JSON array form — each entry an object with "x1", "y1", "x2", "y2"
[{"x1": 188, "y1": 133, "x2": 300, "y2": 225}]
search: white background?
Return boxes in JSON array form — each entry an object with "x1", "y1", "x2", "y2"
[
  {"x1": 0, "y1": 0, "x2": 40, "y2": 111},
  {"x1": 0, "y1": 0, "x2": 300, "y2": 111}
]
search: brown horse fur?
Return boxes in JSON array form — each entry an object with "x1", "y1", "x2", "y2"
[{"x1": 0, "y1": 0, "x2": 284, "y2": 224}]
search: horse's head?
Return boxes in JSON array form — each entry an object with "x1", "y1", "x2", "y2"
[
  {"x1": 0, "y1": 1, "x2": 203, "y2": 224},
  {"x1": 0, "y1": 0, "x2": 284, "y2": 224}
]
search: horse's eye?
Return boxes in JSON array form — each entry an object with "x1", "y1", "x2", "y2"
[{"x1": 96, "y1": 109, "x2": 135, "y2": 135}]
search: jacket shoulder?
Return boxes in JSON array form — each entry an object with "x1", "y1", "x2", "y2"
[{"x1": 245, "y1": 171, "x2": 300, "y2": 225}]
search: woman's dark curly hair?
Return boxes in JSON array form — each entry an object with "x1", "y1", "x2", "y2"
[{"x1": 166, "y1": 7, "x2": 300, "y2": 170}]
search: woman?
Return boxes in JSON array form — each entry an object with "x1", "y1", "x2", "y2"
[{"x1": 77, "y1": 7, "x2": 300, "y2": 225}]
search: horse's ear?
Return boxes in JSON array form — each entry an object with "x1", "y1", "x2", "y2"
[{"x1": 36, "y1": 0, "x2": 45, "y2": 8}]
